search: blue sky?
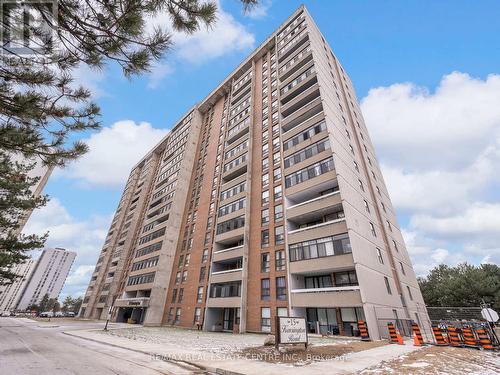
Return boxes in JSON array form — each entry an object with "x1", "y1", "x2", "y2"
[{"x1": 24, "y1": 0, "x2": 500, "y2": 298}]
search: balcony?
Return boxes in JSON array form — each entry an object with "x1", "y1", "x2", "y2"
[
  {"x1": 290, "y1": 286, "x2": 362, "y2": 308},
  {"x1": 286, "y1": 170, "x2": 337, "y2": 201},
  {"x1": 288, "y1": 218, "x2": 348, "y2": 244},
  {"x1": 287, "y1": 191, "x2": 342, "y2": 221},
  {"x1": 289, "y1": 251, "x2": 354, "y2": 273},
  {"x1": 222, "y1": 159, "x2": 247, "y2": 182},
  {"x1": 206, "y1": 296, "x2": 241, "y2": 308},
  {"x1": 281, "y1": 96, "x2": 323, "y2": 133},
  {"x1": 212, "y1": 245, "x2": 244, "y2": 262},
  {"x1": 210, "y1": 269, "x2": 243, "y2": 284},
  {"x1": 114, "y1": 297, "x2": 150, "y2": 308},
  {"x1": 226, "y1": 118, "x2": 250, "y2": 144}
]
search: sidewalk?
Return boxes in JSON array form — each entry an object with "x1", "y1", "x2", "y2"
[{"x1": 64, "y1": 327, "x2": 423, "y2": 374}]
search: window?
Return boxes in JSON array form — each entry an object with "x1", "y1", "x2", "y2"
[
  {"x1": 261, "y1": 229, "x2": 270, "y2": 246},
  {"x1": 261, "y1": 208, "x2": 269, "y2": 224},
  {"x1": 276, "y1": 276, "x2": 286, "y2": 300},
  {"x1": 262, "y1": 173, "x2": 269, "y2": 187},
  {"x1": 384, "y1": 276, "x2": 392, "y2": 295},
  {"x1": 274, "y1": 204, "x2": 283, "y2": 221},
  {"x1": 261, "y1": 308, "x2": 271, "y2": 332},
  {"x1": 210, "y1": 281, "x2": 241, "y2": 298},
  {"x1": 127, "y1": 272, "x2": 155, "y2": 285},
  {"x1": 376, "y1": 248, "x2": 384, "y2": 264},
  {"x1": 262, "y1": 190, "x2": 269, "y2": 205},
  {"x1": 393, "y1": 240, "x2": 399, "y2": 252},
  {"x1": 273, "y1": 168, "x2": 282, "y2": 181},
  {"x1": 262, "y1": 158, "x2": 269, "y2": 171},
  {"x1": 400, "y1": 262, "x2": 406, "y2": 275},
  {"x1": 387, "y1": 220, "x2": 393, "y2": 232},
  {"x1": 364, "y1": 200, "x2": 370, "y2": 213},
  {"x1": 171, "y1": 289, "x2": 177, "y2": 303},
  {"x1": 285, "y1": 157, "x2": 335, "y2": 188},
  {"x1": 370, "y1": 223, "x2": 376, "y2": 237},
  {"x1": 218, "y1": 198, "x2": 245, "y2": 217},
  {"x1": 261, "y1": 279, "x2": 270, "y2": 300},
  {"x1": 182, "y1": 270, "x2": 188, "y2": 282},
  {"x1": 353, "y1": 161, "x2": 359, "y2": 172},
  {"x1": 407, "y1": 286, "x2": 413, "y2": 301},
  {"x1": 283, "y1": 120, "x2": 326, "y2": 151},
  {"x1": 275, "y1": 250, "x2": 285, "y2": 271},
  {"x1": 358, "y1": 179, "x2": 364, "y2": 191},
  {"x1": 175, "y1": 308, "x2": 181, "y2": 323},
  {"x1": 261, "y1": 253, "x2": 270, "y2": 272},
  {"x1": 289, "y1": 233, "x2": 352, "y2": 262},
  {"x1": 305, "y1": 275, "x2": 333, "y2": 289},
  {"x1": 175, "y1": 271, "x2": 181, "y2": 284},
  {"x1": 193, "y1": 307, "x2": 201, "y2": 324},
  {"x1": 184, "y1": 254, "x2": 190, "y2": 266},
  {"x1": 273, "y1": 152, "x2": 281, "y2": 165},
  {"x1": 202, "y1": 249, "x2": 208, "y2": 263},
  {"x1": 334, "y1": 270, "x2": 358, "y2": 286},
  {"x1": 262, "y1": 143, "x2": 269, "y2": 157},
  {"x1": 275, "y1": 226, "x2": 284, "y2": 245},
  {"x1": 284, "y1": 138, "x2": 330, "y2": 168},
  {"x1": 274, "y1": 185, "x2": 282, "y2": 200},
  {"x1": 197, "y1": 286, "x2": 203, "y2": 303},
  {"x1": 199, "y1": 267, "x2": 206, "y2": 282},
  {"x1": 216, "y1": 216, "x2": 245, "y2": 234},
  {"x1": 178, "y1": 288, "x2": 184, "y2": 303},
  {"x1": 277, "y1": 307, "x2": 288, "y2": 317}
]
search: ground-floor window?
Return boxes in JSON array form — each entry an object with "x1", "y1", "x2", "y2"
[{"x1": 261, "y1": 307, "x2": 271, "y2": 332}]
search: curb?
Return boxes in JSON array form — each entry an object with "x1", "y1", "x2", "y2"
[{"x1": 62, "y1": 330, "x2": 245, "y2": 375}]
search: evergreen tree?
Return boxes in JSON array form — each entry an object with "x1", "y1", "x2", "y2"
[
  {"x1": 38, "y1": 293, "x2": 50, "y2": 312},
  {"x1": 0, "y1": 0, "x2": 258, "y2": 282}
]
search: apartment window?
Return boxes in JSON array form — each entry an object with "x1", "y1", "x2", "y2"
[
  {"x1": 393, "y1": 240, "x2": 399, "y2": 252},
  {"x1": 171, "y1": 289, "x2": 177, "y2": 303},
  {"x1": 285, "y1": 157, "x2": 335, "y2": 188},
  {"x1": 202, "y1": 249, "x2": 208, "y2": 263},
  {"x1": 376, "y1": 248, "x2": 384, "y2": 264},
  {"x1": 364, "y1": 200, "x2": 370, "y2": 213},
  {"x1": 273, "y1": 168, "x2": 282, "y2": 181},
  {"x1": 261, "y1": 229, "x2": 270, "y2": 247},
  {"x1": 262, "y1": 190, "x2": 269, "y2": 205},
  {"x1": 218, "y1": 197, "x2": 245, "y2": 217},
  {"x1": 199, "y1": 267, "x2": 206, "y2": 282},
  {"x1": 273, "y1": 152, "x2": 281, "y2": 165},
  {"x1": 334, "y1": 270, "x2": 358, "y2": 286},
  {"x1": 197, "y1": 286, "x2": 204, "y2": 303},
  {"x1": 274, "y1": 185, "x2": 282, "y2": 200},
  {"x1": 407, "y1": 286, "x2": 413, "y2": 301},
  {"x1": 354, "y1": 161, "x2": 359, "y2": 172},
  {"x1": 276, "y1": 276, "x2": 286, "y2": 300},
  {"x1": 194, "y1": 307, "x2": 202, "y2": 324},
  {"x1": 349, "y1": 144, "x2": 354, "y2": 154},
  {"x1": 262, "y1": 158, "x2": 269, "y2": 171},
  {"x1": 289, "y1": 233, "x2": 352, "y2": 262},
  {"x1": 370, "y1": 222, "x2": 376, "y2": 237},
  {"x1": 275, "y1": 250, "x2": 285, "y2": 271},
  {"x1": 261, "y1": 279, "x2": 270, "y2": 300},
  {"x1": 168, "y1": 308, "x2": 174, "y2": 322},
  {"x1": 262, "y1": 173, "x2": 269, "y2": 188},
  {"x1": 384, "y1": 277, "x2": 392, "y2": 295},
  {"x1": 275, "y1": 226, "x2": 284, "y2": 245},
  {"x1": 284, "y1": 138, "x2": 330, "y2": 168},
  {"x1": 261, "y1": 308, "x2": 271, "y2": 332},
  {"x1": 175, "y1": 308, "x2": 181, "y2": 324},
  {"x1": 216, "y1": 216, "x2": 245, "y2": 234},
  {"x1": 261, "y1": 253, "x2": 270, "y2": 273},
  {"x1": 358, "y1": 179, "x2": 364, "y2": 191},
  {"x1": 381, "y1": 202, "x2": 387, "y2": 213},
  {"x1": 262, "y1": 130, "x2": 269, "y2": 142},
  {"x1": 274, "y1": 204, "x2": 283, "y2": 221},
  {"x1": 261, "y1": 208, "x2": 270, "y2": 224},
  {"x1": 182, "y1": 270, "x2": 188, "y2": 283},
  {"x1": 127, "y1": 272, "x2": 155, "y2": 286},
  {"x1": 400, "y1": 262, "x2": 406, "y2": 275},
  {"x1": 272, "y1": 137, "x2": 280, "y2": 151},
  {"x1": 387, "y1": 220, "x2": 393, "y2": 232},
  {"x1": 376, "y1": 186, "x2": 381, "y2": 196},
  {"x1": 175, "y1": 271, "x2": 181, "y2": 284},
  {"x1": 210, "y1": 281, "x2": 241, "y2": 298},
  {"x1": 178, "y1": 288, "x2": 184, "y2": 303},
  {"x1": 283, "y1": 120, "x2": 326, "y2": 151},
  {"x1": 277, "y1": 307, "x2": 287, "y2": 317},
  {"x1": 262, "y1": 143, "x2": 269, "y2": 157}
]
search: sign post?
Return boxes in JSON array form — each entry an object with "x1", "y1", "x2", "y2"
[{"x1": 275, "y1": 316, "x2": 308, "y2": 350}]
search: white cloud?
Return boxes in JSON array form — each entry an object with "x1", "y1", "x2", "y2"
[
  {"x1": 172, "y1": 7, "x2": 255, "y2": 64},
  {"x1": 361, "y1": 71, "x2": 500, "y2": 276},
  {"x1": 362, "y1": 72, "x2": 500, "y2": 170},
  {"x1": 23, "y1": 199, "x2": 111, "y2": 298},
  {"x1": 147, "y1": 61, "x2": 174, "y2": 89},
  {"x1": 60, "y1": 120, "x2": 167, "y2": 188}
]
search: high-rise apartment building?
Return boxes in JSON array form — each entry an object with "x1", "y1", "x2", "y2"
[
  {"x1": 0, "y1": 259, "x2": 35, "y2": 312},
  {"x1": 80, "y1": 6, "x2": 430, "y2": 339},
  {"x1": 16, "y1": 248, "x2": 76, "y2": 310}
]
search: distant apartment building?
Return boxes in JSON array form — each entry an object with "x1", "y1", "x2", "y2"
[
  {"x1": 80, "y1": 6, "x2": 431, "y2": 339},
  {"x1": 16, "y1": 248, "x2": 76, "y2": 310},
  {"x1": 0, "y1": 259, "x2": 35, "y2": 312}
]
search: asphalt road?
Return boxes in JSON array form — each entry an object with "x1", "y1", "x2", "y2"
[{"x1": 0, "y1": 317, "x2": 199, "y2": 375}]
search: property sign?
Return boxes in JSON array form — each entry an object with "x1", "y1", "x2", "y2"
[{"x1": 278, "y1": 317, "x2": 308, "y2": 344}]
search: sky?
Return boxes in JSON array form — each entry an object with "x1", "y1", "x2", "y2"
[{"x1": 23, "y1": 0, "x2": 500, "y2": 299}]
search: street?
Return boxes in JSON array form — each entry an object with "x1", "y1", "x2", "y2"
[{"x1": 0, "y1": 317, "x2": 200, "y2": 375}]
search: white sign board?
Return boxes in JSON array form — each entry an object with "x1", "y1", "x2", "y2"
[
  {"x1": 481, "y1": 308, "x2": 499, "y2": 322},
  {"x1": 279, "y1": 317, "x2": 307, "y2": 344}
]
